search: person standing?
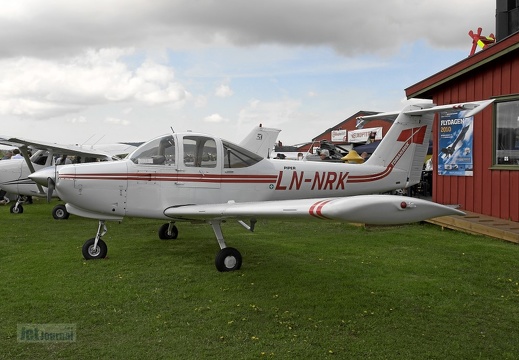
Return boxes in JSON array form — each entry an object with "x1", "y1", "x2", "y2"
[{"x1": 12, "y1": 149, "x2": 23, "y2": 159}]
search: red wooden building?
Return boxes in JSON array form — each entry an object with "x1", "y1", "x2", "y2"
[{"x1": 406, "y1": 26, "x2": 519, "y2": 221}]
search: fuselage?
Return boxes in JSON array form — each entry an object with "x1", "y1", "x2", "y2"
[
  {"x1": 49, "y1": 133, "x2": 410, "y2": 220},
  {"x1": 0, "y1": 151, "x2": 53, "y2": 196}
]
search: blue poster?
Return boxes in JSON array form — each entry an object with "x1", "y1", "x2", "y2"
[{"x1": 438, "y1": 111, "x2": 474, "y2": 176}]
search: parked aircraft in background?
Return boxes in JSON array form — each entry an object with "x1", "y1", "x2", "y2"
[
  {"x1": 29, "y1": 100, "x2": 493, "y2": 271},
  {"x1": 0, "y1": 137, "x2": 138, "y2": 217}
]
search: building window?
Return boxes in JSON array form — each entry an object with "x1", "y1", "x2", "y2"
[{"x1": 495, "y1": 99, "x2": 519, "y2": 166}]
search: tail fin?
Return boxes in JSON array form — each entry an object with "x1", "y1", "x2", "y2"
[
  {"x1": 239, "y1": 124, "x2": 281, "y2": 158},
  {"x1": 359, "y1": 99, "x2": 494, "y2": 186}
]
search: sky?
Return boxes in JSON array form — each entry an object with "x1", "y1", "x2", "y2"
[{"x1": 0, "y1": 0, "x2": 496, "y2": 147}]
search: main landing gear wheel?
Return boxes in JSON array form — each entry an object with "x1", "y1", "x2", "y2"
[
  {"x1": 10, "y1": 204, "x2": 23, "y2": 214},
  {"x1": 82, "y1": 238, "x2": 108, "y2": 260},
  {"x1": 52, "y1": 204, "x2": 70, "y2": 220},
  {"x1": 215, "y1": 247, "x2": 242, "y2": 272},
  {"x1": 158, "y1": 223, "x2": 178, "y2": 240}
]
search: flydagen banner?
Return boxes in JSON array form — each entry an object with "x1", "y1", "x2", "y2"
[{"x1": 438, "y1": 109, "x2": 474, "y2": 176}]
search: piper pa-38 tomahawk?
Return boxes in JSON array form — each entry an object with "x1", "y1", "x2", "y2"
[
  {"x1": 0, "y1": 125, "x2": 280, "y2": 218},
  {"x1": 30, "y1": 100, "x2": 493, "y2": 271}
]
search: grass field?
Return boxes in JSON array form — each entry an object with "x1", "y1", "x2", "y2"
[{"x1": 2, "y1": 199, "x2": 519, "y2": 359}]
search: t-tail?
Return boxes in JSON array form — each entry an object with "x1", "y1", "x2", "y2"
[{"x1": 358, "y1": 99, "x2": 494, "y2": 187}]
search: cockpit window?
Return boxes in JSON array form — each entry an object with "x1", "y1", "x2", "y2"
[
  {"x1": 31, "y1": 150, "x2": 50, "y2": 166},
  {"x1": 183, "y1": 136, "x2": 217, "y2": 168},
  {"x1": 129, "y1": 135, "x2": 176, "y2": 165},
  {"x1": 222, "y1": 140, "x2": 263, "y2": 168}
]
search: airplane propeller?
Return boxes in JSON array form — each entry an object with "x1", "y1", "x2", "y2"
[{"x1": 47, "y1": 177, "x2": 55, "y2": 203}]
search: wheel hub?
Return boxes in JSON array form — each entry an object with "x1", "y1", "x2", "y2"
[
  {"x1": 88, "y1": 245, "x2": 100, "y2": 257},
  {"x1": 224, "y1": 256, "x2": 237, "y2": 269}
]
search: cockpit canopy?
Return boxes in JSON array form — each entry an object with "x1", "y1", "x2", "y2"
[{"x1": 129, "y1": 134, "x2": 263, "y2": 168}]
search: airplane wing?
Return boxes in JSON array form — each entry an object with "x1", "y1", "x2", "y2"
[
  {"x1": 164, "y1": 195, "x2": 465, "y2": 225},
  {"x1": 0, "y1": 136, "x2": 131, "y2": 159}
]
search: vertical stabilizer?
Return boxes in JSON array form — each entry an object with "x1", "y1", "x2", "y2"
[{"x1": 239, "y1": 125, "x2": 281, "y2": 158}]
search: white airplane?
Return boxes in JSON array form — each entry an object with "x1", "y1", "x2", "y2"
[
  {"x1": 0, "y1": 125, "x2": 280, "y2": 218},
  {"x1": 29, "y1": 100, "x2": 493, "y2": 271}
]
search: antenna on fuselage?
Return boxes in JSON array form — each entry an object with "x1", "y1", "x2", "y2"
[
  {"x1": 170, "y1": 126, "x2": 175, "y2": 134},
  {"x1": 91, "y1": 135, "x2": 105, "y2": 147},
  {"x1": 81, "y1": 134, "x2": 96, "y2": 146}
]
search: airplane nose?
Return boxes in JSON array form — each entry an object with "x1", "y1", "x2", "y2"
[{"x1": 29, "y1": 167, "x2": 57, "y2": 187}]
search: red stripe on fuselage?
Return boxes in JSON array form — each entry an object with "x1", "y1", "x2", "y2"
[
  {"x1": 58, "y1": 172, "x2": 278, "y2": 184},
  {"x1": 346, "y1": 165, "x2": 394, "y2": 183}
]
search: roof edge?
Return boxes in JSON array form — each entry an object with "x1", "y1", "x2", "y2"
[{"x1": 406, "y1": 32, "x2": 519, "y2": 99}]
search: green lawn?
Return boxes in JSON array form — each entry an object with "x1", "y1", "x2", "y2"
[{"x1": 1, "y1": 199, "x2": 519, "y2": 359}]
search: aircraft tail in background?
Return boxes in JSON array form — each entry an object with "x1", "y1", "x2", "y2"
[{"x1": 239, "y1": 124, "x2": 281, "y2": 158}]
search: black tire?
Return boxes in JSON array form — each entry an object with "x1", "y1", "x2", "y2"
[
  {"x1": 158, "y1": 223, "x2": 178, "y2": 240},
  {"x1": 9, "y1": 204, "x2": 23, "y2": 214},
  {"x1": 215, "y1": 247, "x2": 242, "y2": 272},
  {"x1": 52, "y1": 204, "x2": 70, "y2": 220},
  {"x1": 82, "y1": 238, "x2": 108, "y2": 260}
]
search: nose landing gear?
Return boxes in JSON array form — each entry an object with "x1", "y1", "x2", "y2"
[{"x1": 82, "y1": 221, "x2": 108, "y2": 260}]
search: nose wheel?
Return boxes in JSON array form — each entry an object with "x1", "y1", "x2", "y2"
[
  {"x1": 10, "y1": 203, "x2": 23, "y2": 214},
  {"x1": 52, "y1": 204, "x2": 70, "y2": 220},
  {"x1": 82, "y1": 221, "x2": 108, "y2": 260},
  {"x1": 82, "y1": 238, "x2": 108, "y2": 259}
]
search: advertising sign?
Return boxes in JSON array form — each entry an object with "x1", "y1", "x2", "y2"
[
  {"x1": 347, "y1": 127, "x2": 382, "y2": 143},
  {"x1": 438, "y1": 110, "x2": 474, "y2": 176},
  {"x1": 331, "y1": 129, "x2": 347, "y2": 142}
]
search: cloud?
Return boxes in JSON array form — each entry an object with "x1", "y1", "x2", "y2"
[
  {"x1": 67, "y1": 116, "x2": 87, "y2": 124},
  {"x1": 105, "y1": 117, "x2": 131, "y2": 126},
  {"x1": 0, "y1": 0, "x2": 495, "y2": 59},
  {"x1": 215, "y1": 84, "x2": 233, "y2": 98},
  {"x1": 0, "y1": 49, "x2": 189, "y2": 119},
  {"x1": 194, "y1": 95, "x2": 208, "y2": 108},
  {"x1": 204, "y1": 113, "x2": 229, "y2": 123},
  {"x1": 238, "y1": 98, "x2": 301, "y2": 126}
]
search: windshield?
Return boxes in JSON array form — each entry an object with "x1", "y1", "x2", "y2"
[{"x1": 129, "y1": 135, "x2": 176, "y2": 165}]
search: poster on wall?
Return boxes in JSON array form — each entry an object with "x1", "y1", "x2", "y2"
[{"x1": 438, "y1": 110, "x2": 474, "y2": 176}]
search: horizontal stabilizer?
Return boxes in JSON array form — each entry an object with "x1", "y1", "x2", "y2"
[{"x1": 357, "y1": 99, "x2": 494, "y2": 123}]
